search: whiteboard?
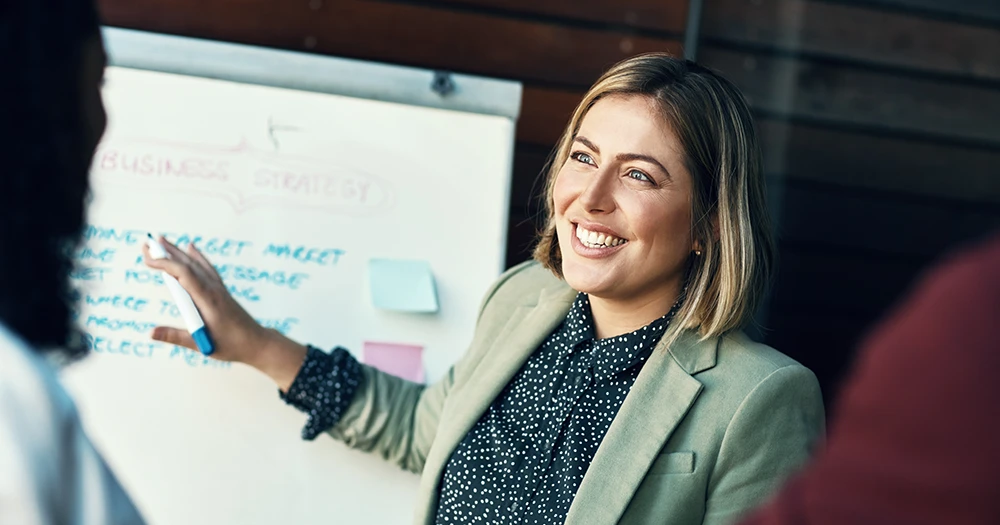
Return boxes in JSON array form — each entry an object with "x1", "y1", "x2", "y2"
[{"x1": 61, "y1": 29, "x2": 518, "y2": 525}]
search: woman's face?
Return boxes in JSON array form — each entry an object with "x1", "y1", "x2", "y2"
[{"x1": 553, "y1": 94, "x2": 695, "y2": 306}]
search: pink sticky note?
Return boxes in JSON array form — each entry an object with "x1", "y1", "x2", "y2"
[{"x1": 362, "y1": 341, "x2": 425, "y2": 383}]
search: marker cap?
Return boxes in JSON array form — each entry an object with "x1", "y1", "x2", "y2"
[{"x1": 191, "y1": 327, "x2": 215, "y2": 356}]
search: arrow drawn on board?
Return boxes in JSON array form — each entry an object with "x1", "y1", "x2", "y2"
[{"x1": 267, "y1": 116, "x2": 302, "y2": 150}]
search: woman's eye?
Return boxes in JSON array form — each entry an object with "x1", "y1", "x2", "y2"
[
  {"x1": 571, "y1": 152, "x2": 596, "y2": 166},
  {"x1": 627, "y1": 169, "x2": 652, "y2": 183}
]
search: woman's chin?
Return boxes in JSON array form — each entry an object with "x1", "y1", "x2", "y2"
[{"x1": 562, "y1": 265, "x2": 613, "y2": 296}]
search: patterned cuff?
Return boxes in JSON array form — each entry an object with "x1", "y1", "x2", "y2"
[{"x1": 279, "y1": 345, "x2": 363, "y2": 441}]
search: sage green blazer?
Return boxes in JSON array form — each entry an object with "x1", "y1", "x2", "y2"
[{"x1": 328, "y1": 261, "x2": 825, "y2": 525}]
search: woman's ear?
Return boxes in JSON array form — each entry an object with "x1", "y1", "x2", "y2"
[{"x1": 692, "y1": 233, "x2": 705, "y2": 256}]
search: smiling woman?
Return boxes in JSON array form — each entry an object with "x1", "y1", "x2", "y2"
[
  {"x1": 536, "y1": 55, "x2": 773, "y2": 350},
  {"x1": 148, "y1": 53, "x2": 824, "y2": 525}
]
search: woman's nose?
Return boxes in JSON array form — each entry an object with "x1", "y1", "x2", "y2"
[{"x1": 577, "y1": 168, "x2": 616, "y2": 214}]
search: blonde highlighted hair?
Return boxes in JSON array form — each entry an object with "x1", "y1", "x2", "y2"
[{"x1": 532, "y1": 53, "x2": 774, "y2": 349}]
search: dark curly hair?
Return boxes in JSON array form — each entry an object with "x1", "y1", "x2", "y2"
[{"x1": 0, "y1": 0, "x2": 102, "y2": 358}]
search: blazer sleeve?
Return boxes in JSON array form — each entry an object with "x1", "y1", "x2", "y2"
[
  {"x1": 323, "y1": 261, "x2": 534, "y2": 474},
  {"x1": 703, "y1": 364, "x2": 826, "y2": 525}
]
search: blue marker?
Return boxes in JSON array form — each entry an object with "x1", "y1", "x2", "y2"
[{"x1": 145, "y1": 234, "x2": 215, "y2": 356}]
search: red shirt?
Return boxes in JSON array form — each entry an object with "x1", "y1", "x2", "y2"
[{"x1": 741, "y1": 234, "x2": 1000, "y2": 525}]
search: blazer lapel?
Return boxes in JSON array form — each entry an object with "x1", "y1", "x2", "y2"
[
  {"x1": 565, "y1": 332, "x2": 718, "y2": 525},
  {"x1": 416, "y1": 283, "x2": 577, "y2": 522}
]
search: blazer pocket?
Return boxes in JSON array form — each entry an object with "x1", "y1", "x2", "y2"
[{"x1": 647, "y1": 451, "x2": 695, "y2": 475}]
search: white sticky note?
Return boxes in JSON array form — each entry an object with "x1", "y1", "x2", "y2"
[{"x1": 368, "y1": 258, "x2": 439, "y2": 313}]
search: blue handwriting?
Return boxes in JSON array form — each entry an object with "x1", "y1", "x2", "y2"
[
  {"x1": 213, "y1": 264, "x2": 308, "y2": 290},
  {"x1": 124, "y1": 270, "x2": 163, "y2": 285},
  {"x1": 169, "y1": 346, "x2": 232, "y2": 368},
  {"x1": 85, "y1": 294, "x2": 148, "y2": 312},
  {"x1": 75, "y1": 246, "x2": 116, "y2": 263},
  {"x1": 167, "y1": 234, "x2": 252, "y2": 257},
  {"x1": 85, "y1": 315, "x2": 157, "y2": 333},
  {"x1": 84, "y1": 334, "x2": 159, "y2": 358},
  {"x1": 83, "y1": 226, "x2": 147, "y2": 245},
  {"x1": 262, "y1": 244, "x2": 345, "y2": 266},
  {"x1": 227, "y1": 285, "x2": 261, "y2": 302},
  {"x1": 71, "y1": 267, "x2": 112, "y2": 282},
  {"x1": 159, "y1": 300, "x2": 180, "y2": 317}
]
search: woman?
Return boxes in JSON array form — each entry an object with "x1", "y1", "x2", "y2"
[
  {"x1": 0, "y1": 0, "x2": 144, "y2": 523},
  {"x1": 146, "y1": 54, "x2": 825, "y2": 524}
]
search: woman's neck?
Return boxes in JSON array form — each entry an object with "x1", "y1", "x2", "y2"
[{"x1": 588, "y1": 284, "x2": 682, "y2": 340}]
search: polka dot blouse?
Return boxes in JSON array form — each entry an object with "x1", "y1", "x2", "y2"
[{"x1": 281, "y1": 292, "x2": 677, "y2": 524}]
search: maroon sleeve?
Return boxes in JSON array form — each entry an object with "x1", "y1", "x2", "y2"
[{"x1": 741, "y1": 233, "x2": 1000, "y2": 525}]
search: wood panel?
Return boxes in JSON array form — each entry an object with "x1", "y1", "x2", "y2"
[
  {"x1": 851, "y1": 0, "x2": 1000, "y2": 24},
  {"x1": 427, "y1": 0, "x2": 687, "y2": 34},
  {"x1": 517, "y1": 86, "x2": 582, "y2": 147},
  {"x1": 759, "y1": 118, "x2": 1000, "y2": 204},
  {"x1": 702, "y1": 0, "x2": 1000, "y2": 80},
  {"x1": 769, "y1": 248, "x2": 927, "y2": 317},
  {"x1": 99, "y1": 0, "x2": 682, "y2": 89},
  {"x1": 701, "y1": 46, "x2": 1000, "y2": 145},
  {"x1": 778, "y1": 182, "x2": 1000, "y2": 259}
]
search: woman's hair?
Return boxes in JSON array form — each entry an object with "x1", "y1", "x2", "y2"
[
  {"x1": 0, "y1": 0, "x2": 102, "y2": 358},
  {"x1": 533, "y1": 53, "x2": 775, "y2": 348}
]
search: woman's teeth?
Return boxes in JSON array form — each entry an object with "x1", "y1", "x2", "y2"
[{"x1": 576, "y1": 225, "x2": 626, "y2": 248}]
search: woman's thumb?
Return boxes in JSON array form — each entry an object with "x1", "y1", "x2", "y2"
[{"x1": 151, "y1": 326, "x2": 196, "y2": 350}]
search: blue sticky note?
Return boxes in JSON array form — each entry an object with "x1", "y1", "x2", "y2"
[{"x1": 368, "y1": 258, "x2": 439, "y2": 313}]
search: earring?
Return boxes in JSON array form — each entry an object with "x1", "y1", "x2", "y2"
[{"x1": 694, "y1": 249, "x2": 702, "y2": 256}]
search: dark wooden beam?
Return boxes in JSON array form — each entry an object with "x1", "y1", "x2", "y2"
[
  {"x1": 845, "y1": 0, "x2": 1000, "y2": 24},
  {"x1": 702, "y1": 0, "x2": 1000, "y2": 81},
  {"x1": 425, "y1": 0, "x2": 688, "y2": 35},
  {"x1": 702, "y1": 46, "x2": 1000, "y2": 146},
  {"x1": 98, "y1": 0, "x2": 682, "y2": 89},
  {"x1": 759, "y1": 118, "x2": 1000, "y2": 205}
]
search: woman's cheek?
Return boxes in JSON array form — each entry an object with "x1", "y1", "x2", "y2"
[{"x1": 552, "y1": 170, "x2": 576, "y2": 216}]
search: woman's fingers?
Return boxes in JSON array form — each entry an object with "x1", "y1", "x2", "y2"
[
  {"x1": 142, "y1": 244, "x2": 191, "y2": 281},
  {"x1": 186, "y1": 242, "x2": 221, "y2": 281},
  {"x1": 157, "y1": 236, "x2": 195, "y2": 266},
  {"x1": 142, "y1": 238, "x2": 208, "y2": 296},
  {"x1": 151, "y1": 326, "x2": 197, "y2": 350},
  {"x1": 140, "y1": 237, "x2": 266, "y2": 364}
]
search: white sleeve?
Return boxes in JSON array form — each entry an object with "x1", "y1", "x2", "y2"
[{"x1": 0, "y1": 336, "x2": 145, "y2": 525}]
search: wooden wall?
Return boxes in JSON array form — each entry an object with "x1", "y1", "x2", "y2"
[
  {"x1": 699, "y1": 0, "x2": 1000, "y2": 403},
  {"x1": 97, "y1": 0, "x2": 1000, "y2": 405}
]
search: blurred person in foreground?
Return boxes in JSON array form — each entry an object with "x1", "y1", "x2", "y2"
[
  {"x1": 0, "y1": 0, "x2": 145, "y2": 523},
  {"x1": 740, "y1": 232, "x2": 1000, "y2": 525}
]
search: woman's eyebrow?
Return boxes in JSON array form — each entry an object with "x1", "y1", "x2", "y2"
[
  {"x1": 575, "y1": 135, "x2": 671, "y2": 179},
  {"x1": 616, "y1": 153, "x2": 670, "y2": 179},
  {"x1": 573, "y1": 135, "x2": 600, "y2": 154}
]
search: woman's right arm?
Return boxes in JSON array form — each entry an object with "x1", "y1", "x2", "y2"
[{"x1": 140, "y1": 237, "x2": 476, "y2": 474}]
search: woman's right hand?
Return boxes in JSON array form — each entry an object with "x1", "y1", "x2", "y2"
[{"x1": 142, "y1": 236, "x2": 307, "y2": 391}]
